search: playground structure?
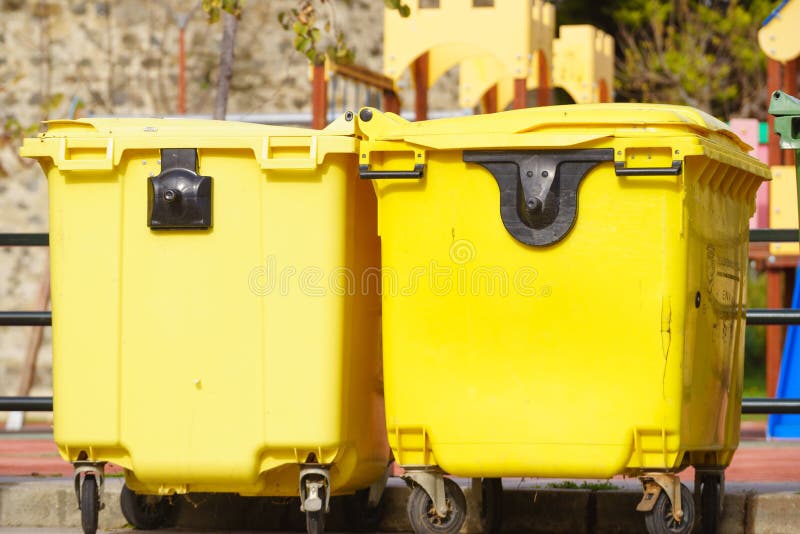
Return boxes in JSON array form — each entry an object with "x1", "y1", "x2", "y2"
[
  {"x1": 311, "y1": 0, "x2": 614, "y2": 126},
  {"x1": 755, "y1": 0, "x2": 800, "y2": 405},
  {"x1": 551, "y1": 25, "x2": 614, "y2": 105}
]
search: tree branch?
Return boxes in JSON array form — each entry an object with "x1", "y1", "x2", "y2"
[{"x1": 213, "y1": 9, "x2": 238, "y2": 120}]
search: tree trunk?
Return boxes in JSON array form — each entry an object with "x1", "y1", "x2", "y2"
[{"x1": 213, "y1": 10, "x2": 239, "y2": 120}]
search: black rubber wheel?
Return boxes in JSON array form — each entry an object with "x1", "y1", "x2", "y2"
[
  {"x1": 480, "y1": 478, "x2": 503, "y2": 534},
  {"x1": 305, "y1": 508, "x2": 325, "y2": 534},
  {"x1": 120, "y1": 484, "x2": 170, "y2": 530},
  {"x1": 699, "y1": 475, "x2": 721, "y2": 534},
  {"x1": 407, "y1": 478, "x2": 467, "y2": 534},
  {"x1": 344, "y1": 487, "x2": 384, "y2": 532},
  {"x1": 644, "y1": 483, "x2": 695, "y2": 534},
  {"x1": 80, "y1": 476, "x2": 99, "y2": 534},
  {"x1": 305, "y1": 483, "x2": 327, "y2": 534}
]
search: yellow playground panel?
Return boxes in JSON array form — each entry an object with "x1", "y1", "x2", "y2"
[
  {"x1": 758, "y1": 0, "x2": 800, "y2": 62},
  {"x1": 384, "y1": 0, "x2": 554, "y2": 102},
  {"x1": 457, "y1": 0, "x2": 554, "y2": 109},
  {"x1": 459, "y1": 23, "x2": 614, "y2": 109},
  {"x1": 384, "y1": 1, "x2": 613, "y2": 111},
  {"x1": 770, "y1": 165, "x2": 799, "y2": 255},
  {"x1": 552, "y1": 25, "x2": 614, "y2": 104}
]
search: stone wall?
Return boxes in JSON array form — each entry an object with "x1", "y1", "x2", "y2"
[{"x1": 0, "y1": 0, "x2": 459, "y2": 402}]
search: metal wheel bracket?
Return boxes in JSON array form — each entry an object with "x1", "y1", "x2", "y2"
[
  {"x1": 299, "y1": 466, "x2": 331, "y2": 514},
  {"x1": 402, "y1": 470, "x2": 448, "y2": 518},
  {"x1": 638, "y1": 473, "x2": 683, "y2": 523},
  {"x1": 470, "y1": 478, "x2": 483, "y2": 508},
  {"x1": 366, "y1": 463, "x2": 391, "y2": 508},
  {"x1": 73, "y1": 462, "x2": 107, "y2": 511},
  {"x1": 636, "y1": 481, "x2": 661, "y2": 512}
]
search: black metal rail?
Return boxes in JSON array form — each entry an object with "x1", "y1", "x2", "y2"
[
  {"x1": 0, "y1": 229, "x2": 790, "y2": 247},
  {"x1": 750, "y1": 228, "x2": 799, "y2": 242},
  {"x1": 741, "y1": 398, "x2": 800, "y2": 414},
  {"x1": 0, "y1": 396, "x2": 52, "y2": 411},
  {"x1": 3, "y1": 309, "x2": 793, "y2": 327},
  {"x1": 747, "y1": 309, "x2": 800, "y2": 325},
  {"x1": 0, "y1": 233, "x2": 48, "y2": 246},
  {"x1": 2, "y1": 232, "x2": 800, "y2": 419},
  {"x1": 0, "y1": 396, "x2": 795, "y2": 414},
  {"x1": 0, "y1": 311, "x2": 51, "y2": 326}
]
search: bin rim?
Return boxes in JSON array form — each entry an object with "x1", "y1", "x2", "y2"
[
  {"x1": 29, "y1": 111, "x2": 356, "y2": 139},
  {"x1": 19, "y1": 113, "x2": 359, "y2": 171},
  {"x1": 355, "y1": 103, "x2": 754, "y2": 153}
]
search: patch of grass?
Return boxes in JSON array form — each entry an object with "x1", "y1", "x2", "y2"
[
  {"x1": 547, "y1": 481, "x2": 579, "y2": 489},
  {"x1": 743, "y1": 353, "x2": 768, "y2": 422},
  {"x1": 743, "y1": 363, "x2": 767, "y2": 399},
  {"x1": 744, "y1": 269, "x2": 767, "y2": 399}
]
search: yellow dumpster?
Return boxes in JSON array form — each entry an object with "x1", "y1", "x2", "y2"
[
  {"x1": 20, "y1": 114, "x2": 388, "y2": 534},
  {"x1": 355, "y1": 105, "x2": 769, "y2": 534}
]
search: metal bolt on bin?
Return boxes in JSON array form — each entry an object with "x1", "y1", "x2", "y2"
[{"x1": 355, "y1": 104, "x2": 770, "y2": 534}]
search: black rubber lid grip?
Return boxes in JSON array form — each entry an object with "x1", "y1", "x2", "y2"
[{"x1": 463, "y1": 149, "x2": 615, "y2": 246}]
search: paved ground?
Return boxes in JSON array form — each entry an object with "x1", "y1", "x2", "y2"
[
  {"x1": 4, "y1": 422, "x2": 799, "y2": 481},
  {"x1": 0, "y1": 527, "x2": 306, "y2": 534},
  {"x1": 1, "y1": 420, "x2": 800, "y2": 533},
  {"x1": 0, "y1": 531, "x2": 263, "y2": 533}
]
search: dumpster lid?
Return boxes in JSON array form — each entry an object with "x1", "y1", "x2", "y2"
[
  {"x1": 36, "y1": 113, "x2": 354, "y2": 138},
  {"x1": 20, "y1": 113, "x2": 358, "y2": 171},
  {"x1": 355, "y1": 104, "x2": 754, "y2": 152}
]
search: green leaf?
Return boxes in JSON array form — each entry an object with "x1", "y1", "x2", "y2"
[
  {"x1": 221, "y1": 0, "x2": 243, "y2": 15},
  {"x1": 294, "y1": 35, "x2": 310, "y2": 51}
]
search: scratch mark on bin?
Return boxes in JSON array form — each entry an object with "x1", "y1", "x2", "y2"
[{"x1": 661, "y1": 296, "x2": 671, "y2": 400}]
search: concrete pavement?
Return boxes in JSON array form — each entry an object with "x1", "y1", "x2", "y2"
[
  {"x1": 2, "y1": 476, "x2": 800, "y2": 533},
  {"x1": 1, "y1": 421, "x2": 800, "y2": 533}
]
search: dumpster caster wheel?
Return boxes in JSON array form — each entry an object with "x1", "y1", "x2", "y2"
[
  {"x1": 407, "y1": 478, "x2": 466, "y2": 534},
  {"x1": 479, "y1": 478, "x2": 503, "y2": 534},
  {"x1": 698, "y1": 473, "x2": 723, "y2": 534},
  {"x1": 80, "y1": 476, "x2": 99, "y2": 534},
  {"x1": 644, "y1": 483, "x2": 695, "y2": 534},
  {"x1": 300, "y1": 468, "x2": 329, "y2": 534},
  {"x1": 344, "y1": 487, "x2": 384, "y2": 532},
  {"x1": 120, "y1": 484, "x2": 170, "y2": 530},
  {"x1": 305, "y1": 490, "x2": 326, "y2": 534}
]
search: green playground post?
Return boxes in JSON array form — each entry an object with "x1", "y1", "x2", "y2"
[{"x1": 769, "y1": 90, "x2": 800, "y2": 237}]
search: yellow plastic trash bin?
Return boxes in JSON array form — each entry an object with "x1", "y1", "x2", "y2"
[
  {"x1": 20, "y1": 114, "x2": 388, "y2": 534},
  {"x1": 354, "y1": 105, "x2": 770, "y2": 534}
]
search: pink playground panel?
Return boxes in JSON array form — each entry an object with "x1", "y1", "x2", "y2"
[{"x1": 730, "y1": 118, "x2": 769, "y2": 228}]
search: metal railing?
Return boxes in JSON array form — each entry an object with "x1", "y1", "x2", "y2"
[
  {"x1": 0, "y1": 396, "x2": 52, "y2": 411},
  {"x1": 1, "y1": 229, "x2": 800, "y2": 415}
]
